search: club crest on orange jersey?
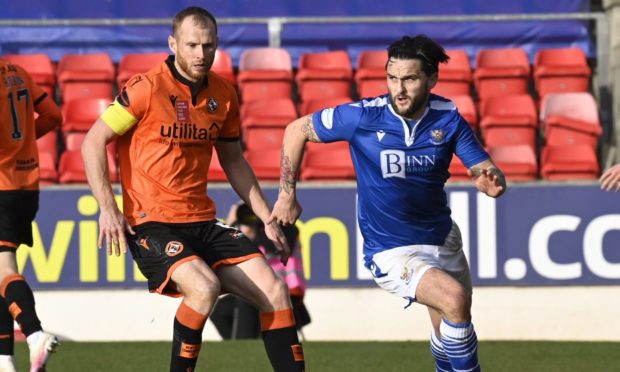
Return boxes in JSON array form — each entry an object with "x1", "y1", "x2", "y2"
[
  {"x1": 165, "y1": 241, "x2": 184, "y2": 256},
  {"x1": 208, "y1": 97, "x2": 219, "y2": 113}
]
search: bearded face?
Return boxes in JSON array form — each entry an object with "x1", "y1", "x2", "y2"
[{"x1": 386, "y1": 58, "x2": 437, "y2": 120}]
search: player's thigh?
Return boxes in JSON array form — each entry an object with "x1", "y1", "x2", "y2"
[
  {"x1": 415, "y1": 267, "x2": 468, "y2": 311},
  {"x1": 127, "y1": 223, "x2": 207, "y2": 296},
  {"x1": 439, "y1": 222, "x2": 472, "y2": 296},
  {"x1": 217, "y1": 257, "x2": 289, "y2": 311},
  {"x1": 172, "y1": 258, "x2": 219, "y2": 297}
]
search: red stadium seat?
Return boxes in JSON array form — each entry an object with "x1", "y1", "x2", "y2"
[
  {"x1": 37, "y1": 130, "x2": 59, "y2": 165},
  {"x1": 57, "y1": 53, "x2": 115, "y2": 103},
  {"x1": 357, "y1": 79, "x2": 387, "y2": 98},
  {"x1": 534, "y1": 48, "x2": 591, "y2": 100},
  {"x1": 355, "y1": 50, "x2": 388, "y2": 98},
  {"x1": 473, "y1": 48, "x2": 531, "y2": 101},
  {"x1": 540, "y1": 92, "x2": 601, "y2": 149},
  {"x1": 433, "y1": 49, "x2": 472, "y2": 97},
  {"x1": 211, "y1": 49, "x2": 236, "y2": 84},
  {"x1": 63, "y1": 132, "x2": 86, "y2": 151},
  {"x1": 38, "y1": 152, "x2": 58, "y2": 185},
  {"x1": 450, "y1": 95, "x2": 478, "y2": 130},
  {"x1": 447, "y1": 155, "x2": 470, "y2": 182},
  {"x1": 240, "y1": 98, "x2": 298, "y2": 128},
  {"x1": 237, "y1": 48, "x2": 293, "y2": 102},
  {"x1": 62, "y1": 97, "x2": 110, "y2": 133},
  {"x1": 3, "y1": 54, "x2": 56, "y2": 98},
  {"x1": 355, "y1": 50, "x2": 387, "y2": 81},
  {"x1": 540, "y1": 144, "x2": 599, "y2": 180},
  {"x1": 299, "y1": 97, "x2": 351, "y2": 116},
  {"x1": 488, "y1": 145, "x2": 538, "y2": 181},
  {"x1": 244, "y1": 148, "x2": 281, "y2": 180},
  {"x1": 64, "y1": 132, "x2": 117, "y2": 160},
  {"x1": 301, "y1": 141, "x2": 355, "y2": 181},
  {"x1": 243, "y1": 127, "x2": 285, "y2": 150},
  {"x1": 59, "y1": 149, "x2": 118, "y2": 183},
  {"x1": 479, "y1": 94, "x2": 538, "y2": 151},
  {"x1": 208, "y1": 149, "x2": 227, "y2": 182},
  {"x1": 296, "y1": 50, "x2": 353, "y2": 102},
  {"x1": 117, "y1": 52, "x2": 168, "y2": 87}
]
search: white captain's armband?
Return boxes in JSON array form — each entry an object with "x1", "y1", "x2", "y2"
[{"x1": 100, "y1": 100, "x2": 138, "y2": 135}]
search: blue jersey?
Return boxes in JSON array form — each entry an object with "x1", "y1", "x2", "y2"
[{"x1": 312, "y1": 94, "x2": 489, "y2": 263}]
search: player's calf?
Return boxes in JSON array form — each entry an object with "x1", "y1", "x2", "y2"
[
  {"x1": 260, "y1": 308, "x2": 305, "y2": 372},
  {"x1": 440, "y1": 318, "x2": 480, "y2": 372}
]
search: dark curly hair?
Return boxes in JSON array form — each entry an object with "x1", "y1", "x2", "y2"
[{"x1": 387, "y1": 35, "x2": 449, "y2": 76}]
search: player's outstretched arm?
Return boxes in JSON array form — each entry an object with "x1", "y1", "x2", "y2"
[
  {"x1": 600, "y1": 163, "x2": 620, "y2": 192},
  {"x1": 216, "y1": 140, "x2": 291, "y2": 264},
  {"x1": 467, "y1": 159, "x2": 506, "y2": 198},
  {"x1": 269, "y1": 115, "x2": 321, "y2": 225},
  {"x1": 82, "y1": 118, "x2": 135, "y2": 256}
]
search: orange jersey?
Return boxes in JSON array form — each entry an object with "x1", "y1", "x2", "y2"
[
  {"x1": 0, "y1": 59, "x2": 47, "y2": 190},
  {"x1": 101, "y1": 56, "x2": 241, "y2": 226}
]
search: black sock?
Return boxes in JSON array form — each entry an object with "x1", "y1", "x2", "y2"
[
  {"x1": 170, "y1": 302, "x2": 207, "y2": 372},
  {"x1": 0, "y1": 275, "x2": 41, "y2": 336},
  {"x1": 261, "y1": 309, "x2": 305, "y2": 372},
  {"x1": 0, "y1": 298, "x2": 14, "y2": 355}
]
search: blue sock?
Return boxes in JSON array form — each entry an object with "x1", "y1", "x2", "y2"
[
  {"x1": 430, "y1": 330, "x2": 453, "y2": 372},
  {"x1": 440, "y1": 318, "x2": 480, "y2": 372}
]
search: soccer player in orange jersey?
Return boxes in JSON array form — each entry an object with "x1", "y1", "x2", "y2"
[
  {"x1": 0, "y1": 58, "x2": 62, "y2": 372},
  {"x1": 81, "y1": 6, "x2": 305, "y2": 372}
]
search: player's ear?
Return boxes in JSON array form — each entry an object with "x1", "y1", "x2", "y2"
[
  {"x1": 428, "y1": 71, "x2": 438, "y2": 89},
  {"x1": 168, "y1": 35, "x2": 177, "y2": 54}
]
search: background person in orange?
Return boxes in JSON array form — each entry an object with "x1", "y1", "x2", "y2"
[
  {"x1": 81, "y1": 6, "x2": 305, "y2": 372},
  {"x1": 0, "y1": 58, "x2": 62, "y2": 372}
]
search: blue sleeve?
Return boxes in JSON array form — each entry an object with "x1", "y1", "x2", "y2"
[
  {"x1": 312, "y1": 103, "x2": 363, "y2": 143},
  {"x1": 453, "y1": 117, "x2": 489, "y2": 168}
]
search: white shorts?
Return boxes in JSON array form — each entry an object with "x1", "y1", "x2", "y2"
[{"x1": 366, "y1": 222, "x2": 472, "y2": 307}]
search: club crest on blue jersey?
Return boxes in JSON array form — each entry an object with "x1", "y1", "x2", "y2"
[
  {"x1": 429, "y1": 128, "x2": 445, "y2": 144},
  {"x1": 208, "y1": 97, "x2": 219, "y2": 113}
]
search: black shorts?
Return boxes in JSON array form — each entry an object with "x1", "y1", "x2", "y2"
[
  {"x1": 0, "y1": 190, "x2": 39, "y2": 248},
  {"x1": 127, "y1": 220, "x2": 261, "y2": 296}
]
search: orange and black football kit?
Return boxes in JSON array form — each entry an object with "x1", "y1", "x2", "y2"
[
  {"x1": 0, "y1": 59, "x2": 53, "y2": 248},
  {"x1": 101, "y1": 56, "x2": 261, "y2": 295}
]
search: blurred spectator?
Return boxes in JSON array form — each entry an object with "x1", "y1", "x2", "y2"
[{"x1": 211, "y1": 203, "x2": 311, "y2": 339}]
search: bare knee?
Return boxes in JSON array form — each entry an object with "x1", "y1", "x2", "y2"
[
  {"x1": 442, "y1": 287, "x2": 471, "y2": 323},
  {"x1": 177, "y1": 273, "x2": 221, "y2": 313},
  {"x1": 259, "y1": 277, "x2": 290, "y2": 312}
]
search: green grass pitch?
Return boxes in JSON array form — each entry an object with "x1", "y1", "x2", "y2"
[{"x1": 14, "y1": 340, "x2": 620, "y2": 371}]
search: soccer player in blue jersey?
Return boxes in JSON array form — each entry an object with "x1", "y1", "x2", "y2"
[{"x1": 269, "y1": 35, "x2": 506, "y2": 372}]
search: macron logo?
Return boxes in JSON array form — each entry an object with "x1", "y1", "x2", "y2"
[
  {"x1": 380, "y1": 150, "x2": 406, "y2": 179},
  {"x1": 320, "y1": 108, "x2": 335, "y2": 129},
  {"x1": 376, "y1": 130, "x2": 385, "y2": 141}
]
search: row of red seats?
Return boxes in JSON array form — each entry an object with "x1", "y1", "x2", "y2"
[
  {"x1": 2, "y1": 46, "x2": 590, "y2": 104},
  {"x1": 38, "y1": 90, "x2": 600, "y2": 184},
  {"x1": 37, "y1": 136, "x2": 353, "y2": 184}
]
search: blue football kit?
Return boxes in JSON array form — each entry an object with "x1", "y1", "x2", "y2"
[{"x1": 312, "y1": 94, "x2": 489, "y2": 264}]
